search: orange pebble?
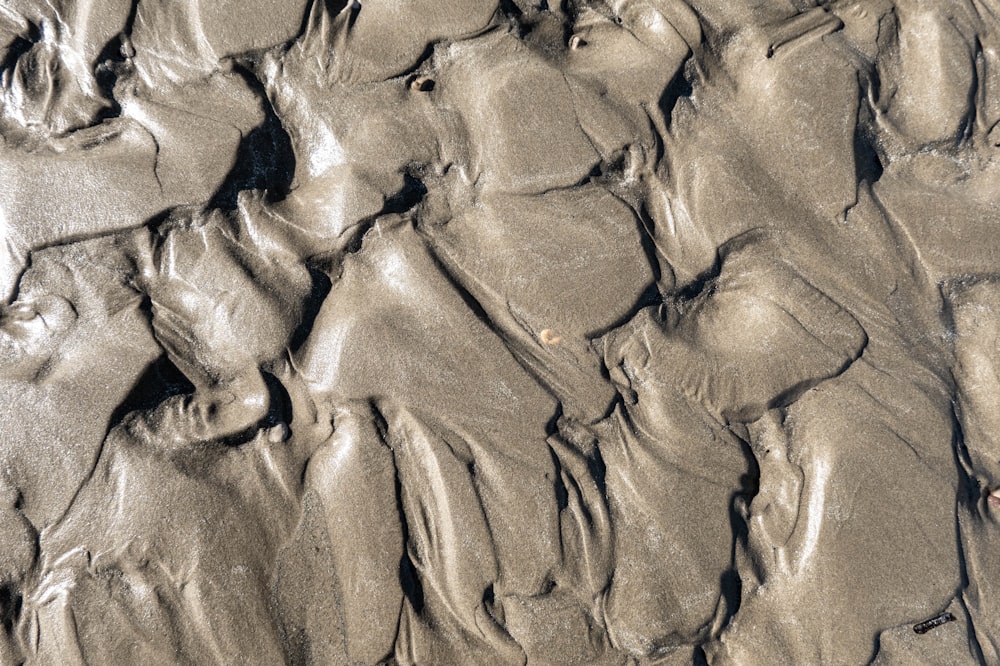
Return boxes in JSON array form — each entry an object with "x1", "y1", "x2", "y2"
[{"x1": 540, "y1": 329, "x2": 562, "y2": 345}]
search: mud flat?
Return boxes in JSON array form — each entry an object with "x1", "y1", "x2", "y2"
[{"x1": 0, "y1": 0, "x2": 998, "y2": 664}]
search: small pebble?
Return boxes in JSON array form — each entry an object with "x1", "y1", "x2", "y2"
[
  {"x1": 539, "y1": 328, "x2": 562, "y2": 345},
  {"x1": 988, "y1": 491, "x2": 1000, "y2": 508},
  {"x1": 411, "y1": 76, "x2": 435, "y2": 92},
  {"x1": 268, "y1": 422, "x2": 291, "y2": 443}
]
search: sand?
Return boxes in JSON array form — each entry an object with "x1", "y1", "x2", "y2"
[{"x1": 0, "y1": 0, "x2": 998, "y2": 663}]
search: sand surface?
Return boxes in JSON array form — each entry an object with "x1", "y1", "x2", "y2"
[{"x1": 0, "y1": 0, "x2": 999, "y2": 663}]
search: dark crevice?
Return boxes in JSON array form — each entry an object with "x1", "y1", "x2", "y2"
[
  {"x1": 288, "y1": 268, "x2": 333, "y2": 352},
  {"x1": 390, "y1": 41, "x2": 437, "y2": 83},
  {"x1": 955, "y1": 595, "x2": 987, "y2": 666},
  {"x1": 383, "y1": 173, "x2": 428, "y2": 215},
  {"x1": 855, "y1": 64, "x2": 888, "y2": 183},
  {"x1": 497, "y1": 0, "x2": 525, "y2": 21},
  {"x1": 548, "y1": 445, "x2": 570, "y2": 514},
  {"x1": 764, "y1": 331, "x2": 867, "y2": 414},
  {"x1": 597, "y1": 169, "x2": 664, "y2": 288},
  {"x1": 660, "y1": 67, "x2": 695, "y2": 132},
  {"x1": 946, "y1": 403, "x2": 989, "y2": 664},
  {"x1": 949, "y1": 401, "x2": 982, "y2": 508},
  {"x1": 965, "y1": 37, "x2": 983, "y2": 144},
  {"x1": 297, "y1": 0, "x2": 350, "y2": 47},
  {"x1": 520, "y1": 9, "x2": 572, "y2": 56},
  {"x1": 210, "y1": 65, "x2": 297, "y2": 210},
  {"x1": 370, "y1": 400, "x2": 389, "y2": 443},
  {"x1": 544, "y1": 403, "x2": 564, "y2": 438},
  {"x1": 324, "y1": 171, "x2": 427, "y2": 262},
  {"x1": 261, "y1": 370, "x2": 293, "y2": 430},
  {"x1": 91, "y1": 0, "x2": 140, "y2": 124},
  {"x1": 373, "y1": 401, "x2": 425, "y2": 616},
  {"x1": 586, "y1": 282, "x2": 662, "y2": 340},
  {"x1": 497, "y1": 0, "x2": 547, "y2": 41},
  {"x1": 0, "y1": 583, "x2": 22, "y2": 635},
  {"x1": 854, "y1": 120, "x2": 884, "y2": 184},
  {"x1": 869, "y1": 65, "x2": 882, "y2": 107},
  {"x1": 698, "y1": 433, "x2": 759, "y2": 655},
  {"x1": 585, "y1": 441, "x2": 608, "y2": 500},
  {"x1": 670, "y1": 228, "x2": 770, "y2": 304},
  {"x1": 421, "y1": 247, "x2": 514, "y2": 350},
  {"x1": 548, "y1": 161, "x2": 605, "y2": 193},
  {"x1": 106, "y1": 355, "x2": 196, "y2": 431},
  {"x1": 338, "y1": 219, "x2": 375, "y2": 257},
  {"x1": 673, "y1": 256, "x2": 722, "y2": 304},
  {"x1": 397, "y1": 510, "x2": 424, "y2": 616},
  {"x1": 0, "y1": 29, "x2": 38, "y2": 75},
  {"x1": 482, "y1": 584, "x2": 498, "y2": 618},
  {"x1": 301, "y1": 173, "x2": 427, "y2": 273}
]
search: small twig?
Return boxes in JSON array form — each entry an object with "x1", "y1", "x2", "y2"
[{"x1": 913, "y1": 612, "x2": 956, "y2": 635}]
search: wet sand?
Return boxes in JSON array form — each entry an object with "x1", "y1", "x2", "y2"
[{"x1": 0, "y1": 0, "x2": 999, "y2": 663}]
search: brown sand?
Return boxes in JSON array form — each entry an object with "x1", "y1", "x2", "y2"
[{"x1": 0, "y1": 0, "x2": 998, "y2": 663}]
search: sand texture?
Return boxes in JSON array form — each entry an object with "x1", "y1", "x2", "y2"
[{"x1": 0, "y1": 0, "x2": 999, "y2": 663}]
